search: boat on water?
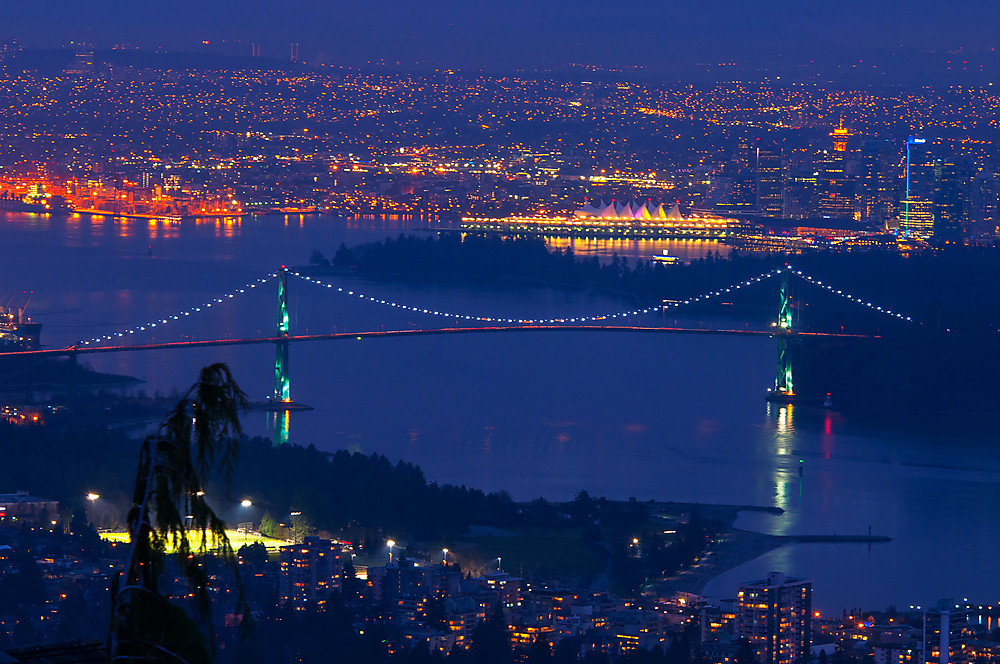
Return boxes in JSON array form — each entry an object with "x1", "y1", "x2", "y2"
[
  {"x1": 0, "y1": 193, "x2": 71, "y2": 215},
  {"x1": 0, "y1": 295, "x2": 41, "y2": 351},
  {"x1": 652, "y1": 250, "x2": 682, "y2": 265}
]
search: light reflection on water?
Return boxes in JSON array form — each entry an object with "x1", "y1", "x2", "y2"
[
  {"x1": 2, "y1": 211, "x2": 999, "y2": 613},
  {"x1": 543, "y1": 236, "x2": 729, "y2": 263}
]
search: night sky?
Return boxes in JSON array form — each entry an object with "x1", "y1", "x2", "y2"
[{"x1": 3, "y1": 0, "x2": 1000, "y2": 78}]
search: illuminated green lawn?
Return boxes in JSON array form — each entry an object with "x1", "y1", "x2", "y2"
[{"x1": 102, "y1": 529, "x2": 290, "y2": 552}]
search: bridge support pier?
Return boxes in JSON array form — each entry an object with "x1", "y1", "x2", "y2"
[
  {"x1": 68, "y1": 350, "x2": 78, "y2": 410},
  {"x1": 775, "y1": 335, "x2": 793, "y2": 395}
]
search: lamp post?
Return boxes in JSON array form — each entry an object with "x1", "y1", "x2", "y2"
[
  {"x1": 442, "y1": 548, "x2": 449, "y2": 565},
  {"x1": 497, "y1": 556, "x2": 502, "y2": 571},
  {"x1": 241, "y1": 499, "x2": 252, "y2": 536},
  {"x1": 387, "y1": 539, "x2": 395, "y2": 564},
  {"x1": 86, "y1": 493, "x2": 100, "y2": 529}
]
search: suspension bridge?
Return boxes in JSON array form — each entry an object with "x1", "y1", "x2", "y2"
[{"x1": 1, "y1": 265, "x2": 917, "y2": 444}]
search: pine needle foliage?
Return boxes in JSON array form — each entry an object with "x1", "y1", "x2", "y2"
[{"x1": 109, "y1": 364, "x2": 250, "y2": 664}]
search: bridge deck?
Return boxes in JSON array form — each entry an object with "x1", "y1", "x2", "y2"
[{"x1": 3, "y1": 326, "x2": 880, "y2": 358}]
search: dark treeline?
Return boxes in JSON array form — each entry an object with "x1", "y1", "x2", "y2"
[
  {"x1": 0, "y1": 356, "x2": 137, "y2": 389},
  {"x1": 312, "y1": 234, "x2": 1000, "y2": 335},
  {"x1": 0, "y1": 423, "x2": 660, "y2": 560},
  {"x1": 312, "y1": 234, "x2": 765, "y2": 312}
]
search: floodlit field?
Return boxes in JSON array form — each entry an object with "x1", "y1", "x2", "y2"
[{"x1": 102, "y1": 530, "x2": 290, "y2": 551}]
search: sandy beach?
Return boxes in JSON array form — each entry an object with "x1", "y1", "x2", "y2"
[{"x1": 649, "y1": 503, "x2": 788, "y2": 597}]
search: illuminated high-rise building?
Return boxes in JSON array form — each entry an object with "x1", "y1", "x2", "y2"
[
  {"x1": 816, "y1": 150, "x2": 854, "y2": 219},
  {"x1": 279, "y1": 536, "x2": 343, "y2": 610},
  {"x1": 755, "y1": 143, "x2": 783, "y2": 217},
  {"x1": 730, "y1": 142, "x2": 757, "y2": 209},
  {"x1": 899, "y1": 137, "x2": 934, "y2": 235},
  {"x1": 970, "y1": 172, "x2": 1000, "y2": 233},
  {"x1": 857, "y1": 139, "x2": 897, "y2": 227},
  {"x1": 932, "y1": 158, "x2": 970, "y2": 241},
  {"x1": 830, "y1": 120, "x2": 851, "y2": 153},
  {"x1": 782, "y1": 169, "x2": 818, "y2": 219},
  {"x1": 923, "y1": 601, "x2": 969, "y2": 664},
  {"x1": 737, "y1": 572, "x2": 812, "y2": 664}
]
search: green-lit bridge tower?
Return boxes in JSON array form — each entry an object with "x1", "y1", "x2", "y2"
[
  {"x1": 270, "y1": 267, "x2": 292, "y2": 447},
  {"x1": 275, "y1": 267, "x2": 290, "y2": 403},
  {"x1": 773, "y1": 269, "x2": 794, "y2": 397},
  {"x1": 267, "y1": 266, "x2": 313, "y2": 445}
]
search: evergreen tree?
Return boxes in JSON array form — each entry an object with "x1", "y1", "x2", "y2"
[{"x1": 109, "y1": 364, "x2": 250, "y2": 664}]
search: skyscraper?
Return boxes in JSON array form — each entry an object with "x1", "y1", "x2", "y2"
[
  {"x1": 923, "y1": 601, "x2": 969, "y2": 664},
  {"x1": 899, "y1": 137, "x2": 934, "y2": 235},
  {"x1": 932, "y1": 158, "x2": 970, "y2": 241},
  {"x1": 782, "y1": 169, "x2": 818, "y2": 219},
  {"x1": 816, "y1": 149, "x2": 854, "y2": 219},
  {"x1": 857, "y1": 139, "x2": 897, "y2": 228},
  {"x1": 730, "y1": 142, "x2": 758, "y2": 210},
  {"x1": 737, "y1": 572, "x2": 812, "y2": 664},
  {"x1": 755, "y1": 143, "x2": 783, "y2": 217}
]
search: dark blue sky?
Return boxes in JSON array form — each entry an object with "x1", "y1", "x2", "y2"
[{"x1": 3, "y1": 0, "x2": 999, "y2": 75}]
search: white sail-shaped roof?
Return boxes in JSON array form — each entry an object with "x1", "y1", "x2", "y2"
[
  {"x1": 666, "y1": 203, "x2": 685, "y2": 221},
  {"x1": 599, "y1": 202, "x2": 618, "y2": 218},
  {"x1": 654, "y1": 204, "x2": 668, "y2": 219},
  {"x1": 614, "y1": 202, "x2": 627, "y2": 217},
  {"x1": 635, "y1": 202, "x2": 653, "y2": 219}
]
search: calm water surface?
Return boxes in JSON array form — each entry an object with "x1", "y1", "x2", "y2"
[{"x1": 2, "y1": 211, "x2": 997, "y2": 613}]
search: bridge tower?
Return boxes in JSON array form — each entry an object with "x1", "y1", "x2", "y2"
[
  {"x1": 773, "y1": 270, "x2": 794, "y2": 397},
  {"x1": 266, "y1": 266, "x2": 313, "y2": 446},
  {"x1": 275, "y1": 266, "x2": 290, "y2": 402},
  {"x1": 269, "y1": 266, "x2": 292, "y2": 447}
]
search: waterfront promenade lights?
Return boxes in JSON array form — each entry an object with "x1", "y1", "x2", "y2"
[
  {"x1": 387, "y1": 539, "x2": 396, "y2": 564},
  {"x1": 87, "y1": 493, "x2": 100, "y2": 528}
]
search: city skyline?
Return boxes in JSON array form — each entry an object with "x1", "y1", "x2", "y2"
[
  {"x1": 2, "y1": 1, "x2": 1000, "y2": 81},
  {"x1": 3, "y1": 1, "x2": 1000, "y2": 660}
]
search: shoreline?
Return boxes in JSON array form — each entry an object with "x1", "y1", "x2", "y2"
[
  {"x1": 648, "y1": 502, "x2": 785, "y2": 597},
  {"x1": 648, "y1": 502, "x2": 891, "y2": 598}
]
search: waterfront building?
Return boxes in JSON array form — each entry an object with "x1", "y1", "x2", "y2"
[
  {"x1": 923, "y1": 601, "x2": 969, "y2": 664},
  {"x1": 736, "y1": 572, "x2": 812, "y2": 664},
  {"x1": 278, "y1": 536, "x2": 343, "y2": 609}
]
